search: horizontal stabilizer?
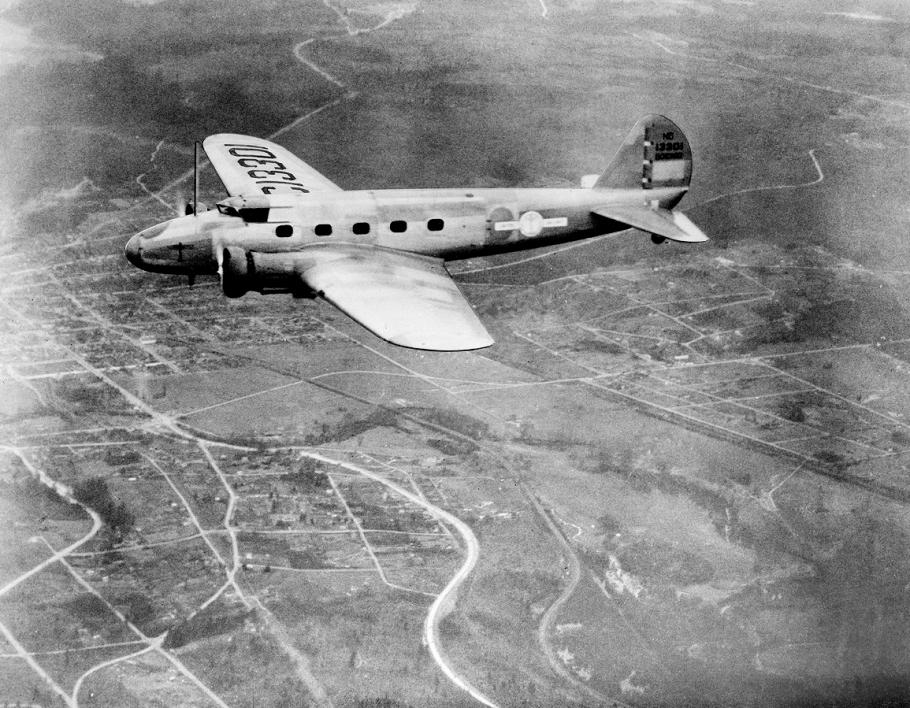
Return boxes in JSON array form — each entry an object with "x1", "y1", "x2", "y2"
[{"x1": 592, "y1": 205, "x2": 709, "y2": 243}]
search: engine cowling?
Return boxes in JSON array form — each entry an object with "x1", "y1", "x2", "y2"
[
  {"x1": 221, "y1": 246, "x2": 254, "y2": 298},
  {"x1": 220, "y1": 248, "x2": 302, "y2": 297}
]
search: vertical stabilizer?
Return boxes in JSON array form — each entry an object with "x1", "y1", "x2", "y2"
[{"x1": 594, "y1": 114, "x2": 693, "y2": 196}]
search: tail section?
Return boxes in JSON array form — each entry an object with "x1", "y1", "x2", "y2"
[
  {"x1": 590, "y1": 115, "x2": 708, "y2": 243},
  {"x1": 594, "y1": 114, "x2": 693, "y2": 198}
]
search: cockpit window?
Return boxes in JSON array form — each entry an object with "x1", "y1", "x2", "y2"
[
  {"x1": 241, "y1": 208, "x2": 270, "y2": 223},
  {"x1": 215, "y1": 202, "x2": 269, "y2": 222}
]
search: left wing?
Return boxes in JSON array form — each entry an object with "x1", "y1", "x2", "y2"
[
  {"x1": 203, "y1": 133, "x2": 342, "y2": 197},
  {"x1": 296, "y1": 245, "x2": 494, "y2": 351}
]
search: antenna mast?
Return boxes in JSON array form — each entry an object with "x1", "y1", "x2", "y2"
[{"x1": 193, "y1": 140, "x2": 200, "y2": 216}]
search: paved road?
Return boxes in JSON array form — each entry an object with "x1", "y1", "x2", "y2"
[{"x1": 304, "y1": 451, "x2": 499, "y2": 708}]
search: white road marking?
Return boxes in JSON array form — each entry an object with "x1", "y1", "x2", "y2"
[
  {"x1": 72, "y1": 642, "x2": 159, "y2": 706},
  {"x1": 0, "y1": 447, "x2": 103, "y2": 600},
  {"x1": 695, "y1": 149, "x2": 825, "y2": 208},
  {"x1": 326, "y1": 473, "x2": 436, "y2": 596},
  {"x1": 293, "y1": 38, "x2": 346, "y2": 88},
  {"x1": 0, "y1": 619, "x2": 75, "y2": 707},
  {"x1": 53, "y1": 553, "x2": 232, "y2": 708}
]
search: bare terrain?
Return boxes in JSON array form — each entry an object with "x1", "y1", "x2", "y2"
[{"x1": 2, "y1": 0, "x2": 910, "y2": 706}]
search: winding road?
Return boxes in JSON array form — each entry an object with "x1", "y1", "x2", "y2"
[{"x1": 302, "y1": 451, "x2": 498, "y2": 708}]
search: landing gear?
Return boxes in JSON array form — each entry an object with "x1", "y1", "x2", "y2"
[{"x1": 651, "y1": 234, "x2": 667, "y2": 245}]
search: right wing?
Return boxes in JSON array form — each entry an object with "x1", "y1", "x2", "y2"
[
  {"x1": 592, "y1": 204, "x2": 708, "y2": 243},
  {"x1": 296, "y1": 245, "x2": 494, "y2": 351},
  {"x1": 203, "y1": 133, "x2": 342, "y2": 197}
]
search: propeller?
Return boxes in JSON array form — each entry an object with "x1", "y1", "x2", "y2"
[
  {"x1": 183, "y1": 200, "x2": 207, "y2": 216},
  {"x1": 172, "y1": 189, "x2": 187, "y2": 216},
  {"x1": 173, "y1": 190, "x2": 204, "y2": 217}
]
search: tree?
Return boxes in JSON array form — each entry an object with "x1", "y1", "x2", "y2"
[{"x1": 72, "y1": 477, "x2": 134, "y2": 534}]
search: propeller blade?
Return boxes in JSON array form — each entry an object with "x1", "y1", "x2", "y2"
[{"x1": 173, "y1": 189, "x2": 187, "y2": 216}]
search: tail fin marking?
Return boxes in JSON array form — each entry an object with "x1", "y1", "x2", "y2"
[{"x1": 594, "y1": 114, "x2": 693, "y2": 194}]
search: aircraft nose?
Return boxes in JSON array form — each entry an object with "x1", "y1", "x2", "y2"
[
  {"x1": 125, "y1": 222, "x2": 169, "y2": 270},
  {"x1": 125, "y1": 234, "x2": 143, "y2": 268}
]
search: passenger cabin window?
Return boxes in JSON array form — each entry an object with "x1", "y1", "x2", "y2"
[
  {"x1": 390, "y1": 220, "x2": 407, "y2": 233},
  {"x1": 427, "y1": 218, "x2": 444, "y2": 232},
  {"x1": 314, "y1": 224, "x2": 332, "y2": 236},
  {"x1": 353, "y1": 222, "x2": 370, "y2": 235},
  {"x1": 275, "y1": 224, "x2": 294, "y2": 238}
]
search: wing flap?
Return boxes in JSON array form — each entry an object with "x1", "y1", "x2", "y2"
[
  {"x1": 593, "y1": 205, "x2": 709, "y2": 243},
  {"x1": 297, "y1": 246, "x2": 494, "y2": 351},
  {"x1": 203, "y1": 133, "x2": 342, "y2": 197}
]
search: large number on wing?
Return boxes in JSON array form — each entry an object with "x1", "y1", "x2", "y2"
[{"x1": 203, "y1": 133, "x2": 343, "y2": 197}]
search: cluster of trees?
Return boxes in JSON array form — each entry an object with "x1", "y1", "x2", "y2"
[
  {"x1": 412, "y1": 407, "x2": 490, "y2": 440},
  {"x1": 281, "y1": 457, "x2": 329, "y2": 493},
  {"x1": 72, "y1": 476, "x2": 134, "y2": 534}
]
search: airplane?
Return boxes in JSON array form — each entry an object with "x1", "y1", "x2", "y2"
[{"x1": 125, "y1": 114, "x2": 708, "y2": 351}]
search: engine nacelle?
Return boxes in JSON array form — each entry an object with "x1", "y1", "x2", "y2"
[
  {"x1": 220, "y1": 248, "x2": 302, "y2": 298},
  {"x1": 221, "y1": 246, "x2": 254, "y2": 298}
]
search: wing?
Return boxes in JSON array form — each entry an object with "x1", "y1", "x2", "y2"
[
  {"x1": 296, "y1": 245, "x2": 494, "y2": 351},
  {"x1": 593, "y1": 205, "x2": 708, "y2": 243},
  {"x1": 202, "y1": 133, "x2": 342, "y2": 197}
]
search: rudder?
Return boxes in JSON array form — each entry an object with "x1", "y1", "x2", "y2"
[{"x1": 594, "y1": 115, "x2": 693, "y2": 195}]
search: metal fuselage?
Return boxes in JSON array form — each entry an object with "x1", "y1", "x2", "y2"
[{"x1": 125, "y1": 185, "x2": 686, "y2": 277}]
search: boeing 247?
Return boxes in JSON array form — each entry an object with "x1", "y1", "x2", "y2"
[{"x1": 125, "y1": 114, "x2": 708, "y2": 351}]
